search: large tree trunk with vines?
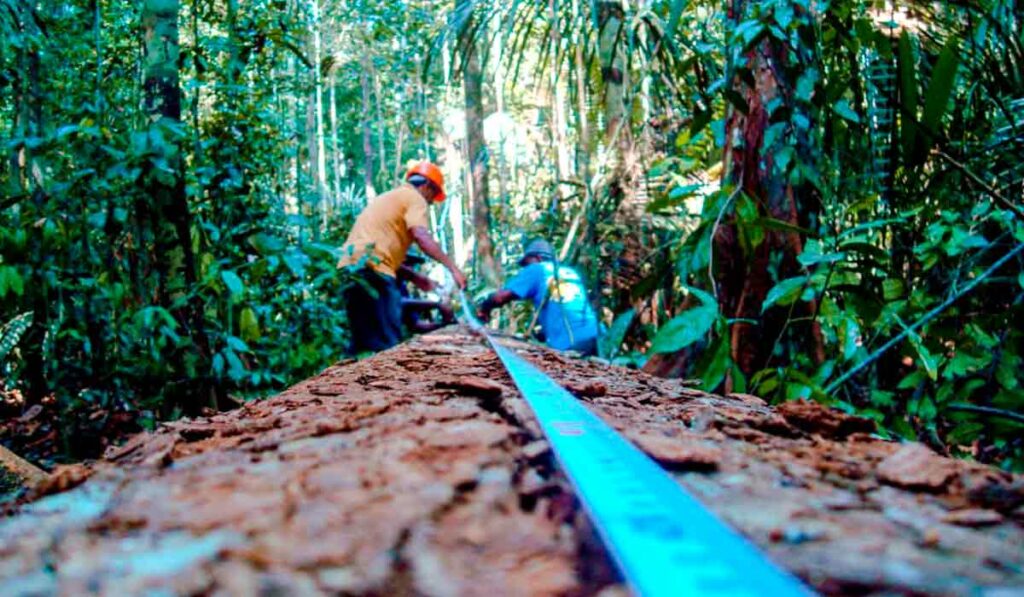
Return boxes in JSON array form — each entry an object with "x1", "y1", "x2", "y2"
[
  {"x1": 645, "y1": 0, "x2": 826, "y2": 384},
  {"x1": 714, "y1": 0, "x2": 825, "y2": 385}
]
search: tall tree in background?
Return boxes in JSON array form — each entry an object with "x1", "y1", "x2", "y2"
[
  {"x1": 462, "y1": 12, "x2": 500, "y2": 285},
  {"x1": 141, "y1": 0, "x2": 205, "y2": 409}
]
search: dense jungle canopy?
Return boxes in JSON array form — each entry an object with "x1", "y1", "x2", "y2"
[{"x1": 1, "y1": 0, "x2": 1023, "y2": 470}]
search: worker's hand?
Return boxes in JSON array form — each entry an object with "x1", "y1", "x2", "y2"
[
  {"x1": 450, "y1": 267, "x2": 467, "y2": 290},
  {"x1": 413, "y1": 276, "x2": 438, "y2": 293},
  {"x1": 439, "y1": 303, "x2": 456, "y2": 324},
  {"x1": 475, "y1": 296, "x2": 497, "y2": 322}
]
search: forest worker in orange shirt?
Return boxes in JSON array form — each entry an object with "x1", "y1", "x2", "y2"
[{"x1": 338, "y1": 162, "x2": 467, "y2": 354}]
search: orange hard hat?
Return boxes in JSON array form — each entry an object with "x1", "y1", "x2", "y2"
[{"x1": 405, "y1": 161, "x2": 446, "y2": 202}]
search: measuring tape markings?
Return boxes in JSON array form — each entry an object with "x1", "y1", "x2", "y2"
[{"x1": 458, "y1": 295, "x2": 812, "y2": 596}]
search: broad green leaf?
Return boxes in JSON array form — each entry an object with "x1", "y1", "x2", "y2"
[
  {"x1": 798, "y1": 239, "x2": 844, "y2": 266},
  {"x1": 898, "y1": 370, "x2": 927, "y2": 390},
  {"x1": 225, "y1": 350, "x2": 246, "y2": 381},
  {"x1": 221, "y1": 270, "x2": 245, "y2": 297},
  {"x1": 795, "y1": 69, "x2": 818, "y2": 102},
  {"x1": 841, "y1": 315, "x2": 860, "y2": 362},
  {"x1": 8, "y1": 268, "x2": 23, "y2": 297},
  {"x1": 249, "y1": 233, "x2": 285, "y2": 254},
  {"x1": 283, "y1": 252, "x2": 308, "y2": 277},
  {"x1": 870, "y1": 390, "x2": 894, "y2": 407},
  {"x1": 599, "y1": 308, "x2": 635, "y2": 359},
  {"x1": 762, "y1": 276, "x2": 808, "y2": 312},
  {"x1": 696, "y1": 335, "x2": 730, "y2": 391},
  {"x1": 0, "y1": 266, "x2": 23, "y2": 298},
  {"x1": 905, "y1": 331, "x2": 938, "y2": 381},
  {"x1": 996, "y1": 353, "x2": 1021, "y2": 390},
  {"x1": 882, "y1": 279, "x2": 905, "y2": 301},
  {"x1": 945, "y1": 350, "x2": 991, "y2": 379},
  {"x1": 666, "y1": 0, "x2": 686, "y2": 36},
  {"x1": 240, "y1": 307, "x2": 261, "y2": 342},
  {"x1": 921, "y1": 39, "x2": 960, "y2": 137},
  {"x1": 917, "y1": 396, "x2": 937, "y2": 421},
  {"x1": 226, "y1": 335, "x2": 250, "y2": 353},
  {"x1": 897, "y1": 31, "x2": 919, "y2": 166},
  {"x1": 649, "y1": 287, "x2": 718, "y2": 353},
  {"x1": 833, "y1": 99, "x2": 860, "y2": 123}
]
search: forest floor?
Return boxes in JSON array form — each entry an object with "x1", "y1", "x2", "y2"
[{"x1": 1, "y1": 326, "x2": 1023, "y2": 595}]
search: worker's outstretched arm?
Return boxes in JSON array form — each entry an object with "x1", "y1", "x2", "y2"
[
  {"x1": 477, "y1": 289, "x2": 516, "y2": 320},
  {"x1": 409, "y1": 226, "x2": 467, "y2": 289},
  {"x1": 397, "y1": 264, "x2": 437, "y2": 292}
]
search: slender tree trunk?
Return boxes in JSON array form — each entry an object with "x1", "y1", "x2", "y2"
[
  {"x1": 190, "y1": 0, "x2": 201, "y2": 159},
  {"x1": 329, "y1": 73, "x2": 342, "y2": 209},
  {"x1": 15, "y1": 4, "x2": 51, "y2": 404},
  {"x1": 309, "y1": 0, "x2": 327, "y2": 232},
  {"x1": 463, "y1": 18, "x2": 500, "y2": 285},
  {"x1": 572, "y1": 0, "x2": 591, "y2": 181},
  {"x1": 292, "y1": 53, "x2": 306, "y2": 234},
  {"x1": 443, "y1": 131, "x2": 465, "y2": 264},
  {"x1": 7, "y1": 9, "x2": 25, "y2": 193},
  {"x1": 142, "y1": 0, "x2": 208, "y2": 411},
  {"x1": 373, "y1": 68, "x2": 387, "y2": 182},
  {"x1": 598, "y1": 1, "x2": 626, "y2": 143},
  {"x1": 306, "y1": 93, "x2": 320, "y2": 239},
  {"x1": 548, "y1": 0, "x2": 570, "y2": 214},
  {"x1": 360, "y1": 54, "x2": 376, "y2": 199}
]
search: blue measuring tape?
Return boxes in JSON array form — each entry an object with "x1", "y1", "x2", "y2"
[{"x1": 460, "y1": 295, "x2": 812, "y2": 596}]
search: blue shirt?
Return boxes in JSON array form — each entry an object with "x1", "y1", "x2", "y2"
[{"x1": 504, "y1": 261, "x2": 599, "y2": 350}]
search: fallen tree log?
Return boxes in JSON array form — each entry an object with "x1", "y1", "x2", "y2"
[
  {"x1": 0, "y1": 443, "x2": 47, "y2": 487},
  {"x1": 1, "y1": 326, "x2": 1022, "y2": 595}
]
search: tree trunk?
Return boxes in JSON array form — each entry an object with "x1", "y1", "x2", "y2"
[
  {"x1": 463, "y1": 19, "x2": 500, "y2": 285},
  {"x1": 548, "y1": 0, "x2": 570, "y2": 216},
  {"x1": 360, "y1": 55, "x2": 377, "y2": 200},
  {"x1": 142, "y1": 0, "x2": 207, "y2": 411},
  {"x1": 329, "y1": 73, "x2": 343, "y2": 209},
  {"x1": 713, "y1": 0, "x2": 825, "y2": 385},
  {"x1": 597, "y1": 1, "x2": 625, "y2": 143},
  {"x1": 190, "y1": 0, "x2": 201, "y2": 159},
  {"x1": 373, "y1": 68, "x2": 387, "y2": 184},
  {"x1": 309, "y1": 0, "x2": 327, "y2": 232},
  {"x1": 571, "y1": 0, "x2": 591, "y2": 181}
]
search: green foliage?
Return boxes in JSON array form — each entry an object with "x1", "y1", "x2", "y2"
[
  {"x1": 649, "y1": 287, "x2": 718, "y2": 354},
  {"x1": 640, "y1": 0, "x2": 1024, "y2": 470},
  {"x1": 2, "y1": 0, "x2": 1023, "y2": 475},
  {"x1": 599, "y1": 308, "x2": 635, "y2": 360}
]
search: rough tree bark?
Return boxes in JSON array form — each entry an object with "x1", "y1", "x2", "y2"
[
  {"x1": 645, "y1": 1, "x2": 826, "y2": 383},
  {"x1": 714, "y1": 0, "x2": 825, "y2": 383},
  {"x1": 5, "y1": 329, "x2": 1023, "y2": 594}
]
